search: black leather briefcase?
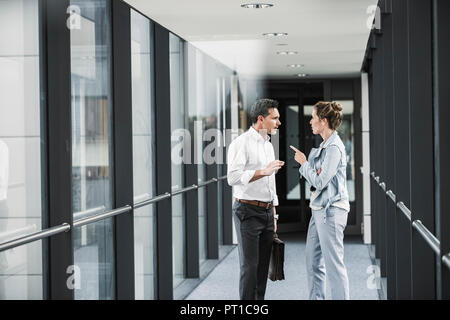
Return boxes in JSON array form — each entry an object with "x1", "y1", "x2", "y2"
[{"x1": 268, "y1": 233, "x2": 285, "y2": 281}]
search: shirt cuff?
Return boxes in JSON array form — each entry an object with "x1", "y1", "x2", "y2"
[
  {"x1": 273, "y1": 194, "x2": 279, "y2": 206},
  {"x1": 240, "y1": 170, "x2": 256, "y2": 185}
]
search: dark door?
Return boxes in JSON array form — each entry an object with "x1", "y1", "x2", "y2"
[{"x1": 267, "y1": 82, "x2": 323, "y2": 232}]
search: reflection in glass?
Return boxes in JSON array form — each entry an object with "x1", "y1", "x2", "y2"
[
  {"x1": 336, "y1": 101, "x2": 355, "y2": 202},
  {"x1": 170, "y1": 33, "x2": 186, "y2": 289},
  {"x1": 286, "y1": 106, "x2": 301, "y2": 200},
  {"x1": 70, "y1": 0, "x2": 115, "y2": 300},
  {"x1": 217, "y1": 75, "x2": 230, "y2": 245},
  {"x1": 0, "y1": 0, "x2": 43, "y2": 299},
  {"x1": 216, "y1": 77, "x2": 223, "y2": 244},
  {"x1": 131, "y1": 9, "x2": 156, "y2": 300},
  {"x1": 187, "y1": 47, "x2": 207, "y2": 265},
  {"x1": 185, "y1": 43, "x2": 233, "y2": 270}
]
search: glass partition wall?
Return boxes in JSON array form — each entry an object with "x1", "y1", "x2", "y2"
[
  {"x1": 189, "y1": 49, "x2": 208, "y2": 267},
  {"x1": 0, "y1": 0, "x2": 44, "y2": 300},
  {"x1": 0, "y1": 0, "x2": 235, "y2": 300},
  {"x1": 70, "y1": 0, "x2": 115, "y2": 300},
  {"x1": 169, "y1": 33, "x2": 186, "y2": 290},
  {"x1": 131, "y1": 9, "x2": 156, "y2": 300}
]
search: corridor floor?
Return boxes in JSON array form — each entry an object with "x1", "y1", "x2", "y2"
[{"x1": 186, "y1": 232, "x2": 380, "y2": 300}]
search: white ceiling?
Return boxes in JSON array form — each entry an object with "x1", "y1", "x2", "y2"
[{"x1": 124, "y1": 0, "x2": 377, "y2": 79}]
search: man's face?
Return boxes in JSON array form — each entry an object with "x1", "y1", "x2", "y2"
[{"x1": 261, "y1": 108, "x2": 281, "y2": 135}]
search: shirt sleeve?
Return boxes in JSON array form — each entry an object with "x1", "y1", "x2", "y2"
[
  {"x1": 269, "y1": 142, "x2": 279, "y2": 206},
  {"x1": 227, "y1": 139, "x2": 256, "y2": 186},
  {"x1": 272, "y1": 193, "x2": 279, "y2": 206},
  {"x1": 299, "y1": 145, "x2": 341, "y2": 191}
]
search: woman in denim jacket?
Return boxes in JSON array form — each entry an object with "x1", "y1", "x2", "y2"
[{"x1": 290, "y1": 101, "x2": 350, "y2": 300}]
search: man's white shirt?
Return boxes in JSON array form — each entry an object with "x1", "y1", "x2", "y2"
[{"x1": 227, "y1": 127, "x2": 279, "y2": 206}]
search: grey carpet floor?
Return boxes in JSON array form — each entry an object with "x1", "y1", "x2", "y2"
[{"x1": 186, "y1": 232, "x2": 379, "y2": 300}]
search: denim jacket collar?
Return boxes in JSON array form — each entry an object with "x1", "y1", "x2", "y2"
[{"x1": 319, "y1": 130, "x2": 338, "y2": 150}]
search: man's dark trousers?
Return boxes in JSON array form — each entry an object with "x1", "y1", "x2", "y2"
[{"x1": 233, "y1": 201, "x2": 274, "y2": 300}]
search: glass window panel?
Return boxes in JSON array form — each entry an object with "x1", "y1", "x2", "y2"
[
  {"x1": 216, "y1": 77, "x2": 223, "y2": 244},
  {"x1": 304, "y1": 105, "x2": 321, "y2": 200},
  {"x1": 189, "y1": 48, "x2": 207, "y2": 265},
  {"x1": 70, "y1": 0, "x2": 115, "y2": 300},
  {"x1": 336, "y1": 100, "x2": 355, "y2": 202},
  {"x1": 286, "y1": 106, "x2": 301, "y2": 200},
  {"x1": 169, "y1": 33, "x2": 186, "y2": 290},
  {"x1": 0, "y1": 0, "x2": 43, "y2": 300},
  {"x1": 0, "y1": 241, "x2": 43, "y2": 299},
  {"x1": 131, "y1": 9, "x2": 155, "y2": 300}
]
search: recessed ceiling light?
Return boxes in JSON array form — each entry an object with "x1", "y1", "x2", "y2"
[
  {"x1": 241, "y1": 3, "x2": 273, "y2": 9},
  {"x1": 276, "y1": 43, "x2": 288, "y2": 46},
  {"x1": 277, "y1": 51, "x2": 298, "y2": 55},
  {"x1": 287, "y1": 64, "x2": 305, "y2": 68},
  {"x1": 296, "y1": 73, "x2": 308, "y2": 77},
  {"x1": 263, "y1": 32, "x2": 288, "y2": 37}
]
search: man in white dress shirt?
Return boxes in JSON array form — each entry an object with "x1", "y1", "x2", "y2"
[{"x1": 227, "y1": 98, "x2": 284, "y2": 300}]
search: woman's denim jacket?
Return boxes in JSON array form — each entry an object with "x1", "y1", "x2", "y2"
[{"x1": 299, "y1": 131, "x2": 349, "y2": 211}]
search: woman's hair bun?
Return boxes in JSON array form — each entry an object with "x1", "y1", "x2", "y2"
[
  {"x1": 314, "y1": 101, "x2": 344, "y2": 130},
  {"x1": 330, "y1": 101, "x2": 343, "y2": 112}
]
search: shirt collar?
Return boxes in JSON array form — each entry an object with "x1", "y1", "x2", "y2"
[{"x1": 249, "y1": 126, "x2": 270, "y2": 142}]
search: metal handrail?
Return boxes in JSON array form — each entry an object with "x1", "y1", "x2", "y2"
[
  {"x1": 73, "y1": 205, "x2": 132, "y2": 228},
  {"x1": 366, "y1": 173, "x2": 448, "y2": 269},
  {"x1": 73, "y1": 205, "x2": 106, "y2": 220},
  {"x1": 198, "y1": 178, "x2": 217, "y2": 187},
  {"x1": 171, "y1": 184, "x2": 198, "y2": 196},
  {"x1": 0, "y1": 223, "x2": 70, "y2": 252},
  {"x1": 0, "y1": 175, "x2": 227, "y2": 252},
  {"x1": 134, "y1": 192, "x2": 171, "y2": 209},
  {"x1": 397, "y1": 201, "x2": 412, "y2": 221},
  {"x1": 386, "y1": 190, "x2": 396, "y2": 203},
  {"x1": 0, "y1": 224, "x2": 37, "y2": 244},
  {"x1": 412, "y1": 220, "x2": 440, "y2": 256},
  {"x1": 443, "y1": 253, "x2": 450, "y2": 270}
]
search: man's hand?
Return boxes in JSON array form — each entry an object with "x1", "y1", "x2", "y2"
[
  {"x1": 274, "y1": 207, "x2": 278, "y2": 233},
  {"x1": 263, "y1": 160, "x2": 285, "y2": 176},
  {"x1": 317, "y1": 168, "x2": 322, "y2": 175},
  {"x1": 249, "y1": 160, "x2": 285, "y2": 182},
  {"x1": 289, "y1": 145, "x2": 307, "y2": 165}
]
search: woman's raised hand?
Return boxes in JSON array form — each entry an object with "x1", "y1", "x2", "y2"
[{"x1": 289, "y1": 145, "x2": 307, "y2": 165}]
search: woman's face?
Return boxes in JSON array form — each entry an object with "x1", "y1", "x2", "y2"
[{"x1": 310, "y1": 108, "x2": 325, "y2": 135}]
